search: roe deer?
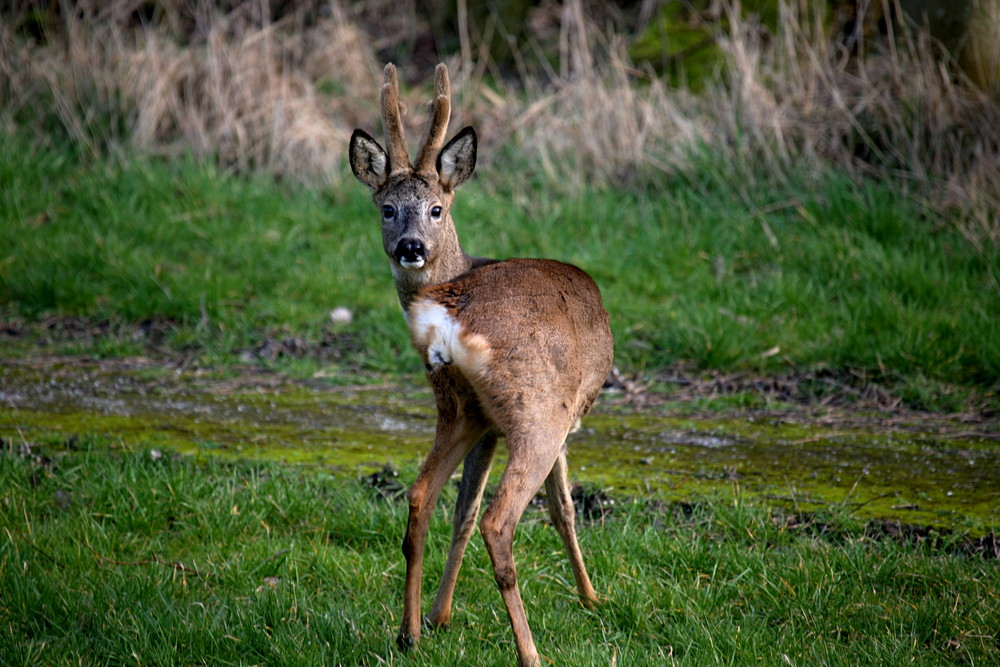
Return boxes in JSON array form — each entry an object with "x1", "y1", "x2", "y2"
[{"x1": 348, "y1": 63, "x2": 614, "y2": 667}]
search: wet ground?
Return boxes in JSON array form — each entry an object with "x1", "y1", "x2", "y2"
[{"x1": 2, "y1": 357, "x2": 997, "y2": 529}]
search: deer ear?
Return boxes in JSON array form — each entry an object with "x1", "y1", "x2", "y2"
[
  {"x1": 349, "y1": 129, "x2": 389, "y2": 191},
  {"x1": 437, "y1": 126, "x2": 477, "y2": 191}
]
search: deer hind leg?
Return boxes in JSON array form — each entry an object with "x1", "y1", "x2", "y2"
[
  {"x1": 480, "y1": 428, "x2": 571, "y2": 667},
  {"x1": 398, "y1": 413, "x2": 487, "y2": 651},
  {"x1": 426, "y1": 430, "x2": 498, "y2": 628},
  {"x1": 544, "y1": 448, "x2": 599, "y2": 607}
]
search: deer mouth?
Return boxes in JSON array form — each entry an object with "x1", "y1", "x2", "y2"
[{"x1": 399, "y1": 257, "x2": 426, "y2": 270}]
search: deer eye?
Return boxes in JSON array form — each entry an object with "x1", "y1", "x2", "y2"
[
  {"x1": 430, "y1": 205, "x2": 443, "y2": 218},
  {"x1": 382, "y1": 205, "x2": 395, "y2": 219}
]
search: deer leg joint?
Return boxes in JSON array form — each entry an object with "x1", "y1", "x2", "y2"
[
  {"x1": 493, "y1": 564, "x2": 518, "y2": 591},
  {"x1": 401, "y1": 531, "x2": 416, "y2": 560}
]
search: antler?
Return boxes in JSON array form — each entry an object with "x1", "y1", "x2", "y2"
[
  {"x1": 381, "y1": 64, "x2": 412, "y2": 176},
  {"x1": 414, "y1": 63, "x2": 452, "y2": 175},
  {"x1": 381, "y1": 63, "x2": 453, "y2": 178}
]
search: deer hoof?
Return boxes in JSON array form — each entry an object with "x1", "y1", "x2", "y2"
[
  {"x1": 395, "y1": 633, "x2": 416, "y2": 652},
  {"x1": 424, "y1": 614, "x2": 449, "y2": 631}
]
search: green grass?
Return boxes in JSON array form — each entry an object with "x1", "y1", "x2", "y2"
[
  {"x1": 2, "y1": 438, "x2": 997, "y2": 665},
  {"x1": 1, "y1": 131, "x2": 998, "y2": 408}
]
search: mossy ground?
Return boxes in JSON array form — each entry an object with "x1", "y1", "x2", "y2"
[{"x1": 4, "y1": 358, "x2": 996, "y2": 531}]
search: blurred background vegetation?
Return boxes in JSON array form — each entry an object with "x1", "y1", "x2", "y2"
[
  {"x1": 2, "y1": 1, "x2": 998, "y2": 227},
  {"x1": 1, "y1": 1, "x2": 998, "y2": 410}
]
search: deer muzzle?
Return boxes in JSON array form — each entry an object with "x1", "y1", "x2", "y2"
[{"x1": 394, "y1": 238, "x2": 427, "y2": 269}]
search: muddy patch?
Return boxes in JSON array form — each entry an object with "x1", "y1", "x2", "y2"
[{"x1": 1, "y1": 357, "x2": 997, "y2": 529}]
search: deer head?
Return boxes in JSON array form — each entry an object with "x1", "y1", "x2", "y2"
[{"x1": 349, "y1": 64, "x2": 478, "y2": 308}]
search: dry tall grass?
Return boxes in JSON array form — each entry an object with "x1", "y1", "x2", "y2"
[
  {"x1": 712, "y1": 1, "x2": 1000, "y2": 249},
  {"x1": 1, "y1": 0, "x2": 997, "y2": 247},
  {"x1": 0, "y1": 2, "x2": 378, "y2": 181},
  {"x1": 507, "y1": 0, "x2": 999, "y2": 248}
]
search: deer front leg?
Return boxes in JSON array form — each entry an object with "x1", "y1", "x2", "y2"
[
  {"x1": 397, "y1": 413, "x2": 486, "y2": 651},
  {"x1": 427, "y1": 431, "x2": 498, "y2": 628}
]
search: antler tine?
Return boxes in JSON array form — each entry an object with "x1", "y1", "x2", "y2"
[
  {"x1": 381, "y1": 63, "x2": 412, "y2": 176},
  {"x1": 414, "y1": 63, "x2": 452, "y2": 175}
]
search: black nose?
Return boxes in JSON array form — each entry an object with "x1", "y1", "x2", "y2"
[{"x1": 394, "y1": 238, "x2": 426, "y2": 263}]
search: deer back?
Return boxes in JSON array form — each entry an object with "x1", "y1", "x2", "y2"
[{"x1": 409, "y1": 259, "x2": 613, "y2": 434}]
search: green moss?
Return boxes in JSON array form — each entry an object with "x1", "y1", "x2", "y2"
[
  {"x1": 3, "y1": 360, "x2": 996, "y2": 530},
  {"x1": 629, "y1": 3, "x2": 721, "y2": 89},
  {"x1": 629, "y1": 0, "x2": 784, "y2": 89}
]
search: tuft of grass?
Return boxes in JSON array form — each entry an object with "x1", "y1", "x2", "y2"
[{"x1": 1, "y1": 439, "x2": 997, "y2": 665}]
